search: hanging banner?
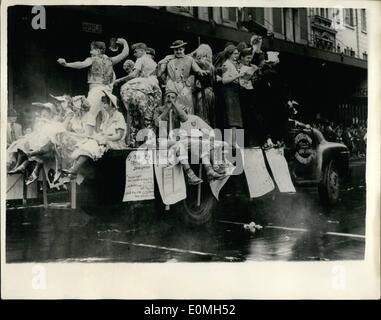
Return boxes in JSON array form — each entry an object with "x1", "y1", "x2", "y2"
[
  {"x1": 243, "y1": 148, "x2": 275, "y2": 198},
  {"x1": 123, "y1": 150, "x2": 155, "y2": 202},
  {"x1": 265, "y1": 148, "x2": 296, "y2": 193}
]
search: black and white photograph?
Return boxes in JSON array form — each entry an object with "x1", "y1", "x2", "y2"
[{"x1": 1, "y1": 0, "x2": 380, "y2": 299}]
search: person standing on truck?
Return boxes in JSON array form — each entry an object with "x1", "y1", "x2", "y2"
[
  {"x1": 157, "y1": 40, "x2": 208, "y2": 115},
  {"x1": 57, "y1": 38, "x2": 129, "y2": 137},
  {"x1": 118, "y1": 43, "x2": 162, "y2": 148}
]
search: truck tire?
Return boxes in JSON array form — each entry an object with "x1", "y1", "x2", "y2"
[
  {"x1": 318, "y1": 160, "x2": 340, "y2": 206},
  {"x1": 174, "y1": 180, "x2": 216, "y2": 226}
]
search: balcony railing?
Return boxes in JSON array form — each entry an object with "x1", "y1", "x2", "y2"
[{"x1": 311, "y1": 15, "x2": 337, "y2": 34}]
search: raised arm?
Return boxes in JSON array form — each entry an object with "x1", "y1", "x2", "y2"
[
  {"x1": 191, "y1": 58, "x2": 208, "y2": 76},
  {"x1": 154, "y1": 107, "x2": 171, "y2": 128},
  {"x1": 173, "y1": 102, "x2": 188, "y2": 123},
  {"x1": 110, "y1": 38, "x2": 129, "y2": 65},
  {"x1": 57, "y1": 57, "x2": 92, "y2": 69}
]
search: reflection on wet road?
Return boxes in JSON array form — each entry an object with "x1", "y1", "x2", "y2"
[{"x1": 6, "y1": 160, "x2": 366, "y2": 262}]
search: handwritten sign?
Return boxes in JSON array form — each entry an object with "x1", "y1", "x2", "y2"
[
  {"x1": 244, "y1": 148, "x2": 275, "y2": 198},
  {"x1": 123, "y1": 150, "x2": 155, "y2": 202},
  {"x1": 154, "y1": 164, "x2": 186, "y2": 205},
  {"x1": 265, "y1": 148, "x2": 296, "y2": 193}
]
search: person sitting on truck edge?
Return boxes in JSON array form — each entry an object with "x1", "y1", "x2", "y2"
[
  {"x1": 153, "y1": 91, "x2": 225, "y2": 185},
  {"x1": 62, "y1": 91, "x2": 127, "y2": 180}
]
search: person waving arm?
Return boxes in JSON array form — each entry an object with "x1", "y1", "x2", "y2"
[
  {"x1": 110, "y1": 38, "x2": 129, "y2": 65},
  {"x1": 57, "y1": 57, "x2": 92, "y2": 69}
]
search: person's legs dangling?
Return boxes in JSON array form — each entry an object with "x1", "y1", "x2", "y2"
[
  {"x1": 8, "y1": 151, "x2": 29, "y2": 174},
  {"x1": 26, "y1": 162, "x2": 43, "y2": 186},
  {"x1": 63, "y1": 155, "x2": 89, "y2": 179}
]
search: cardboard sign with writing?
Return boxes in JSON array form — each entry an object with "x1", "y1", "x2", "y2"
[
  {"x1": 265, "y1": 148, "x2": 296, "y2": 193},
  {"x1": 154, "y1": 164, "x2": 186, "y2": 205},
  {"x1": 123, "y1": 150, "x2": 155, "y2": 202},
  {"x1": 244, "y1": 148, "x2": 275, "y2": 198}
]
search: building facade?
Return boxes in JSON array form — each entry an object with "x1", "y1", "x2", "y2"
[{"x1": 7, "y1": 6, "x2": 367, "y2": 129}]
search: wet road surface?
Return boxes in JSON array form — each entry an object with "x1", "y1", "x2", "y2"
[{"x1": 6, "y1": 159, "x2": 366, "y2": 263}]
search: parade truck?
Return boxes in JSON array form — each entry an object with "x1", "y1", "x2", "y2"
[
  {"x1": 285, "y1": 119, "x2": 350, "y2": 206},
  {"x1": 6, "y1": 120, "x2": 350, "y2": 226}
]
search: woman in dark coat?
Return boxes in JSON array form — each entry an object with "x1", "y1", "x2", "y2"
[
  {"x1": 220, "y1": 45, "x2": 246, "y2": 146},
  {"x1": 237, "y1": 48, "x2": 259, "y2": 146}
]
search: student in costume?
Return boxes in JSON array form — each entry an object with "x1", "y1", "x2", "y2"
[{"x1": 57, "y1": 38, "x2": 129, "y2": 136}]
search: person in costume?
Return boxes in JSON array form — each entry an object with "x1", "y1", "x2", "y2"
[
  {"x1": 118, "y1": 43, "x2": 162, "y2": 147},
  {"x1": 158, "y1": 40, "x2": 208, "y2": 115},
  {"x1": 57, "y1": 38, "x2": 129, "y2": 136},
  {"x1": 153, "y1": 91, "x2": 225, "y2": 185},
  {"x1": 62, "y1": 91, "x2": 127, "y2": 179}
]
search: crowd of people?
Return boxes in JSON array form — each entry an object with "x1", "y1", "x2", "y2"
[
  {"x1": 311, "y1": 120, "x2": 367, "y2": 157},
  {"x1": 7, "y1": 34, "x2": 292, "y2": 187}
]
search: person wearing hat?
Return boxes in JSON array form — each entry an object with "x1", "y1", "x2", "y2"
[
  {"x1": 159, "y1": 40, "x2": 208, "y2": 115},
  {"x1": 114, "y1": 43, "x2": 157, "y2": 85},
  {"x1": 254, "y1": 51, "x2": 289, "y2": 148},
  {"x1": 57, "y1": 38, "x2": 129, "y2": 137},
  {"x1": 119, "y1": 43, "x2": 161, "y2": 147},
  {"x1": 153, "y1": 91, "x2": 226, "y2": 185},
  {"x1": 97, "y1": 90, "x2": 127, "y2": 150},
  {"x1": 50, "y1": 94, "x2": 74, "y2": 122},
  {"x1": 50, "y1": 95, "x2": 91, "y2": 182},
  {"x1": 146, "y1": 47, "x2": 156, "y2": 61},
  {"x1": 7, "y1": 107, "x2": 22, "y2": 148},
  {"x1": 62, "y1": 91, "x2": 127, "y2": 179}
]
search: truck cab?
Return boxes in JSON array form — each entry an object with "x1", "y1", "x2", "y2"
[{"x1": 284, "y1": 120, "x2": 350, "y2": 206}]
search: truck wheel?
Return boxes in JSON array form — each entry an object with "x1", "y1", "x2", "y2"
[
  {"x1": 174, "y1": 181, "x2": 216, "y2": 226},
  {"x1": 318, "y1": 160, "x2": 340, "y2": 206}
]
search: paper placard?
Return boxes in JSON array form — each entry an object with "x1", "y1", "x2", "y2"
[
  {"x1": 243, "y1": 148, "x2": 275, "y2": 198},
  {"x1": 265, "y1": 148, "x2": 296, "y2": 193},
  {"x1": 209, "y1": 161, "x2": 235, "y2": 200},
  {"x1": 154, "y1": 164, "x2": 186, "y2": 205},
  {"x1": 123, "y1": 150, "x2": 155, "y2": 202}
]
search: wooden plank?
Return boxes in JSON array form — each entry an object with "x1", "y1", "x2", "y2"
[{"x1": 70, "y1": 180, "x2": 77, "y2": 209}]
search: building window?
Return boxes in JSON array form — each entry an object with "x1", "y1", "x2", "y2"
[
  {"x1": 197, "y1": 7, "x2": 209, "y2": 21},
  {"x1": 344, "y1": 9, "x2": 354, "y2": 27},
  {"x1": 253, "y1": 8, "x2": 264, "y2": 25},
  {"x1": 241, "y1": 8, "x2": 265, "y2": 25},
  {"x1": 317, "y1": 8, "x2": 329, "y2": 18},
  {"x1": 272, "y1": 8, "x2": 283, "y2": 33},
  {"x1": 221, "y1": 7, "x2": 237, "y2": 22},
  {"x1": 361, "y1": 9, "x2": 367, "y2": 32},
  {"x1": 221, "y1": 7, "x2": 237, "y2": 27}
]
